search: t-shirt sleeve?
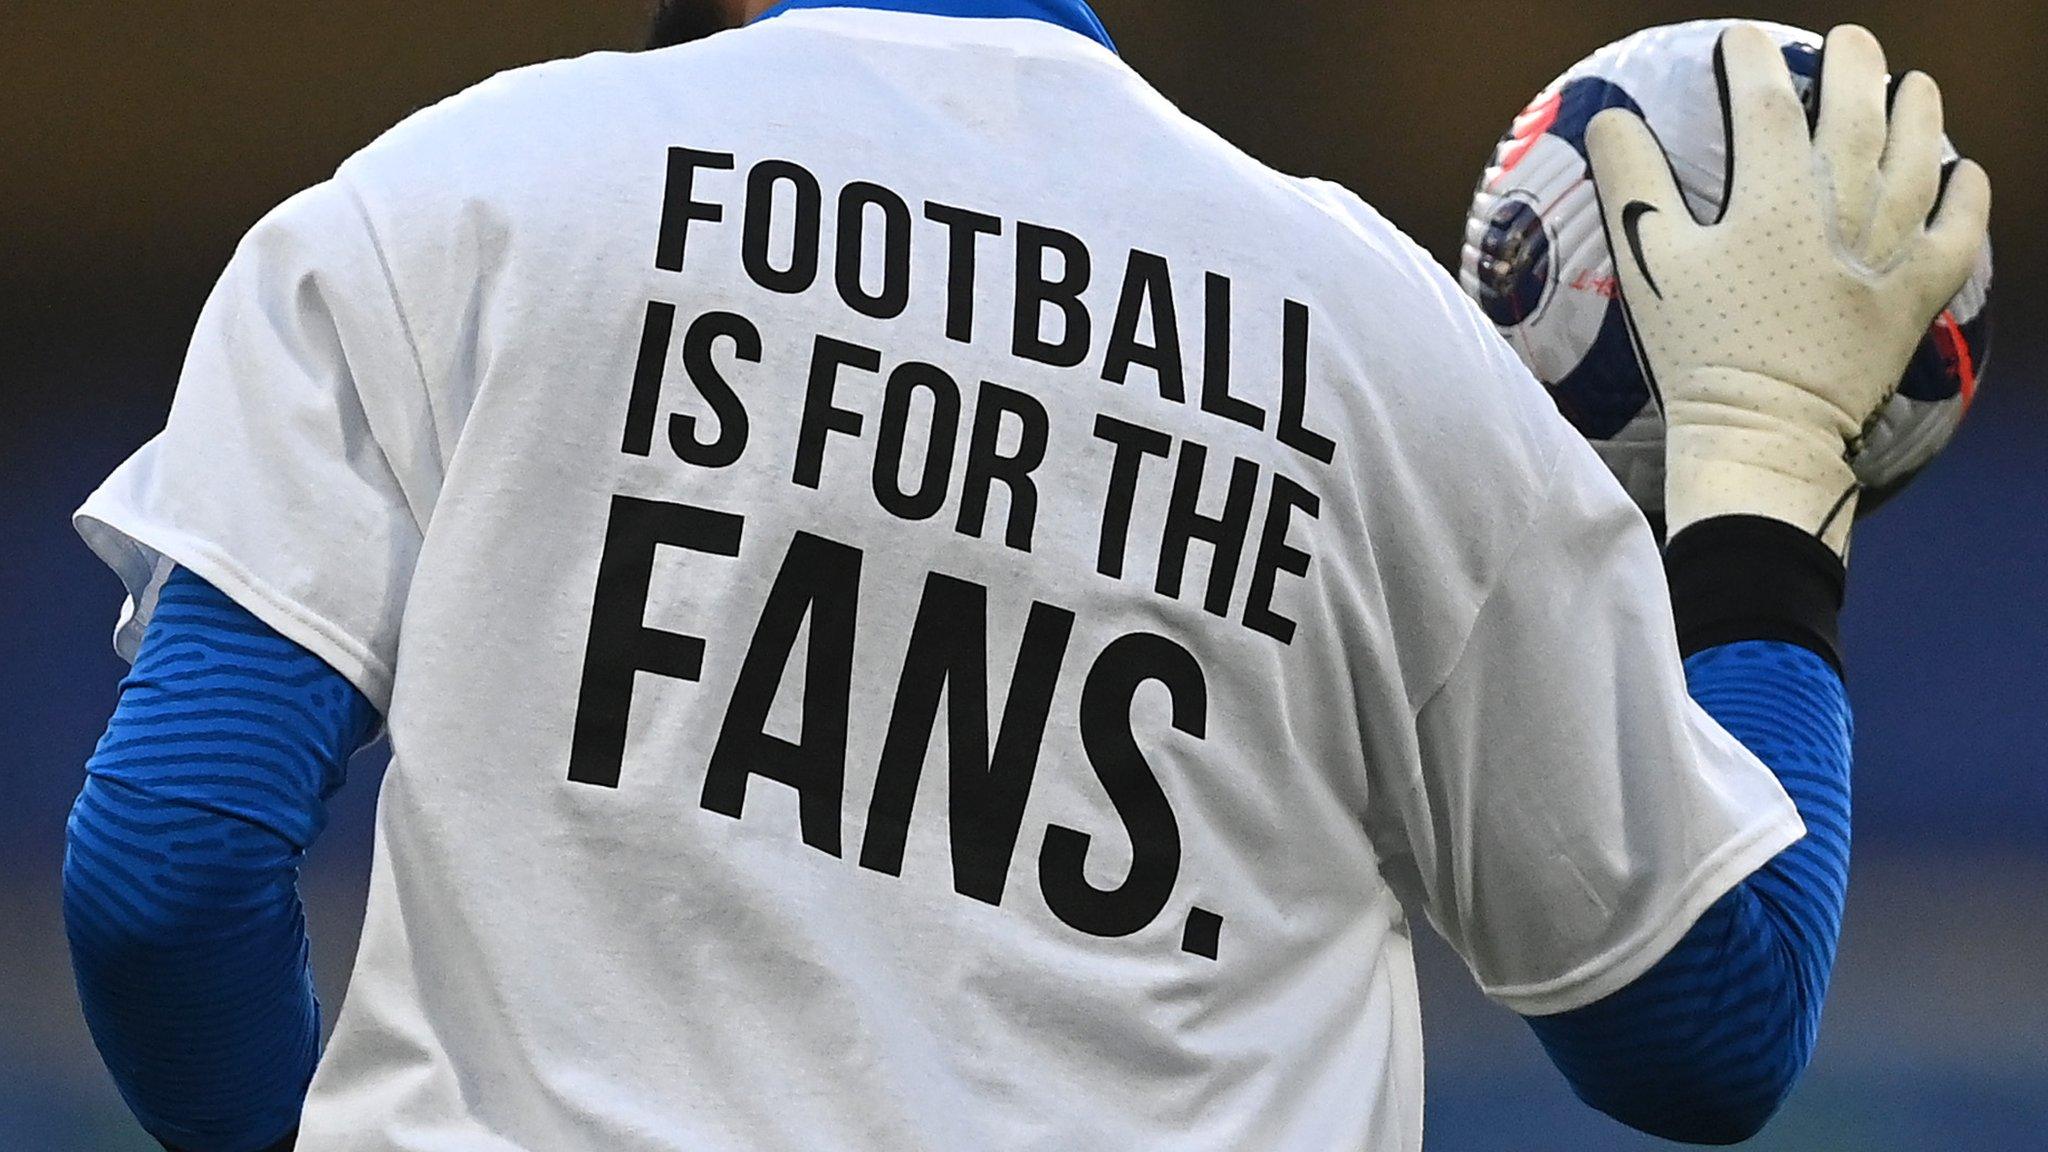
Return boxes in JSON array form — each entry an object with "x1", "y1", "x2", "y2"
[
  {"x1": 1396, "y1": 444, "x2": 1806, "y2": 1017},
  {"x1": 74, "y1": 178, "x2": 434, "y2": 711}
]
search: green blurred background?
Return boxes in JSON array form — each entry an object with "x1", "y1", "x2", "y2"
[{"x1": 5, "y1": 3, "x2": 2044, "y2": 1149}]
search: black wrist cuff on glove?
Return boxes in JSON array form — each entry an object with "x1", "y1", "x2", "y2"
[{"x1": 1665, "y1": 515, "x2": 1847, "y2": 676}]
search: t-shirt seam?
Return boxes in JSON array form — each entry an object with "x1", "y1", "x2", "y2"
[
  {"x1": 79, "y1": 512, "x2": 397, "y2": 712},
  {"x1": 1408, "y1": 437, "x2": 1572, "y2": 723},
  {"x1": 1483, "y1": 800, "x2": 1806, "y2": 1015},
  {"x1": 758, "y1": 7, "x2": 1121, "y2": 60},
  {"x1": 336, "y1": 174, "x2": 444, "y2": 503}
]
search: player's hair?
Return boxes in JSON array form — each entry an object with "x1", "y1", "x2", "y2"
[{"x1": 646, "y1": 0, "x2": 739, "y2": 49}]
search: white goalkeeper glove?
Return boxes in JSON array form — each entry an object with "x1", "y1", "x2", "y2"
[{"x1": 1587, "y1": 23, "x2": 1991, "y2": 558}]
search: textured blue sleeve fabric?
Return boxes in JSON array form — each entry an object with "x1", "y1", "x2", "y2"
[
  {"x1": 1524, "y1": 640, "x2": 1852, "y2": 1145},
  {"x1": 63, "y1": 567, "x2": 378, "y2": 1152}
]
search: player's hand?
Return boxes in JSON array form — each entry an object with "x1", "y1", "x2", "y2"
[{"x1": 1586, "y1": 23, "x2": 1990, "y2": 558}]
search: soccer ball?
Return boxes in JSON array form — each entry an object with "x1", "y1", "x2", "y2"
[{"x1": 1460, "y1": 19, "x2": 1994, "y2": 520}]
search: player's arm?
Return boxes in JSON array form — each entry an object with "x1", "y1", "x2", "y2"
[
  {"x1": 1521, "y1": 534, "x2": 1850, "y2": 1144},
  {"x1": 1510, "y1": 24, "x2": 1988, "y2": 1143},
  {"x1": 1388, "y1": 22, "x2": 1986, "y2": 1145},
  {"x1": 65, "y1": 567, "x2": 376, "y2": 1152},
  {"x1": 66, "y1": 170, "x2": 429, "y2": 1149},
  {"x1": 1405, "y1": 442, "x2": 1837, "y2": 1148}
]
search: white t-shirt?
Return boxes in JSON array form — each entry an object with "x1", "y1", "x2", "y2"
[{"x1": 76, "y1": 10, "x2": 1802, "y2": 1151}]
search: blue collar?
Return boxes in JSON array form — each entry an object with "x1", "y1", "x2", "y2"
[{"x1": 754, "y1": 0, "x2": 1116, "y2": 53}]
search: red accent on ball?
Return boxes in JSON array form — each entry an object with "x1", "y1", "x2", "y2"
[
  {"x1": 1931, "y1": 310, "x2": 1980, "y2": 413},
  {"x1": 1494, "y1": 91, "x2": 1564, "y2": 182}
]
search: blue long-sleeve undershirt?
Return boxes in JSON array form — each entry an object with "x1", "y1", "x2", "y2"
[
  {"x1": 64, "y1": 567, "x2": 376, "y2": 1152},
  {"x1": 1524, "y1": 639, "x2": 1852, "y2": 1144},
  {"x1": 67, "y1": 574, "x2": 1848, "y2": 1150}
]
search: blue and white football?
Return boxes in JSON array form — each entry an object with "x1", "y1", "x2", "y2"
[{"x1": 1461, "y1": 19, "x2": 1993, "y2": 517}]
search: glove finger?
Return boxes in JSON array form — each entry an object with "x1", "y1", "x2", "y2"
[
  {"x1": 1588, "y1": 108, "x2": 1687, "y2": 214},
  {"x1": 1588, "y1": 108, "x2": 1686, "y2": 302},
  {"x1": 1716, "y1": 24, "x2": 1814, "y2": 221},
  {"x1": 1907, "y1": 158, "x2": 1991, "y2": 313},
  {"x1": 1870, "y1": 71, "x2": 1946, "y2": 258},
  {"x1": 1813, "y1": 25, "x2": 1891, "y2": 248}
]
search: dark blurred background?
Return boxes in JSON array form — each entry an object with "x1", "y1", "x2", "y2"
[{"x1": 4, "y1": 2, "x2": 2042, "y2": 1148}]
